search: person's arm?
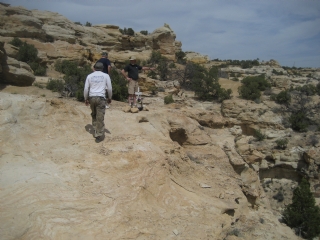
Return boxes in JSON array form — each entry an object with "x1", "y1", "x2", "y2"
[
  {"x1": 142, "y1": 66, "x2": 155, "y2": 71},
  {"x1": 106, "y1": 76, "x2": 112, "y2": 103},
  {"x1": 83, "y1": 77, "x2": 90, "y2": 106},
  {"x1": 108, "y1": 65, "x2": 112, "y2": 75},
  {"x1": 121, "y1": 69, "x2": 131, "y2": 81}
]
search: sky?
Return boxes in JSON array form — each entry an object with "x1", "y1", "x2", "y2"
[{"x1": 2, "y1": 0, "x2": 320, "y2": 68}]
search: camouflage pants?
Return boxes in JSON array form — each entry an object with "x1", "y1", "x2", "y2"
[{"x1": 89, "y1": 96, "x2": 106, "y2": 138}]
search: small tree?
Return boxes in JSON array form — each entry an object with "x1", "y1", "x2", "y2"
[
  {"x1": 282, "y1": 178, "x2": 320, "y2": 239},
  {"x1": 140, "y1": 30, "x2": 148, "y2": 35},
  {"x1": 175, "y1": 51, "x2": 186, "y2": 64},
  {"x1": 127, "y1": 28, "x2": 135, "y2": 36}
]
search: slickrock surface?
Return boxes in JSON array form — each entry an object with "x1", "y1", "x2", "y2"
[{"x1": 0, "y1": 86, "x2": 299, "y2": 240}]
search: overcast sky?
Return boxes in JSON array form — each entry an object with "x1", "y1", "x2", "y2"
[{"x1": 3, "y1": 0, "x2": 320, "y2": 68}]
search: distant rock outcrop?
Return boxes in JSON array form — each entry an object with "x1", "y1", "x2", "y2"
[{"x1": 0, "y1": 4, "x2": 182, "y2": 85}]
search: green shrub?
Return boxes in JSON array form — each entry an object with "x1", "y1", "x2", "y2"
[
  {"x1": 238, "y1": 75, "x2": 271, "y2": 101},
  {"x1": 148, "y1": 86, "x2": 158, "y2": 95},
  {"x1": 294, "y1": 84, "x2": 317, "y2": 96},
  {"x1": 14, "y1": 40, "x2": 46, "y2": 76},
  {"x1": 140, "y1": 30, "x2": 148, "y2": 35},
  {"x1": 164, "y1": 94, "x2": 174, "y2": 104},
  {"x1": 289, "y1": 112, "x2": 308, "y2": 132},
  {"x1": 175, "y1": 51, "x2": 186, "y2": 64},
  {"x1": 275, "y1": 138, "x2": 288, "y2": 149},
  {"x1": 272, "y1": 69, "x2": 284, "y2": 75},
  {"x1": 85, "y1": 21, "x2": 92, "y2": 27},
  {"x1": 282, "y1": 178, "x2": 320, "y2": 239},
  {"x1": 46, "y1": 78, "x2": 64, "y2": 92},
  {"x1": 147, "y1": 70, "x2": 157, "y2": 79},
  {"x1": 53, "y1": 60, "x2": 92, "y2": 100},
  {"x1": 254, "y1": 129, "x2": 266, "y2": 141},
  {"x1": 29, "y1": 62, "x2": 46, "y2": 76},
  {"x1": 17, "y1": 42, "x2": 38, "y2": 63},
  {"x1": 127, "y1": 28, "x2": 135, "y2": 36},
  {"x1": 9, "y1": 37, "x2": 23, "y2": 47},
  {"x1": 109, "y1": 68, "x2": 128, "y2": 101},
  {"x1": 217, "y1": 88, "x2": 232, "y2": 102},
  {"x1": 275, "y1": 90, "x2": 291, "y2": 104}
]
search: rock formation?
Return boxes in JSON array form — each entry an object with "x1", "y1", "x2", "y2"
[{"x1": 1, "y1": 2, "x2": 320, "y2": 240}]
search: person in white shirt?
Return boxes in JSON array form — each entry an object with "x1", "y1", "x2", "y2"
[{"x1": 84, "y1": 62, "x2": 112, "y2": 142}]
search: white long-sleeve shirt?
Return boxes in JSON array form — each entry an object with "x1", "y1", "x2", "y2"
[{"x1": 83, "y1": 71, "x2": 112, "y2": 100}]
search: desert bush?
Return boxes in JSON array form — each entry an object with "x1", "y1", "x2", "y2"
[
  {"x1": 148, "y1": 86, "x2": 158, "y2": 95},
  {"x1": 17, "y1": 42, "x2": 38, "y2": 63},
  {"x1": 46, "y1": 78, "x2": 65, "y2": 92},
  {"x1": 85, "y1": 21, "x2": 92, "y2": 27},
  {"x1": 53, "y1": 60, "x2": 92, "y2": 100},
  {"x1": 157, "y1": 56, "x2": 170, "y2": 81},
  {"x1": 294, "y1": 84, "x2": 317, "y2": 96},
  {"x1": 275, "y1": 138, "x2": 288, "y2": 149},
  {"x1": 175, "y1": 50, "x2": 186, "y2": 64},
  {"x1": 217, "y1": 88, "x2": 232, "y2": 102},
  {"x1": 127, "y1": 28, "x2": 134, "y2": 36},
  {"x1": 109, "y1": 68, "x2": 128, "y2": 101},
  {"x1": 13, "y1": 39, "x2": 46, "y2": 76},
  {"x1": 140, "y1": 30, "x2": 148, "y2": 35},
  {"x1": 272, "y1": 69, "x2": 284, "y2": 75},
  {"x1": 238, "y1": 75, "x2": 270, "y2": 101},
  {"x1": 282, "y1": 178, "x2": 320, "y2": 239},
  {"x1": 9, "y1": 37, "x2": 23, "y2": 47},
  {"x1": 164, "y1": 94, "x2": 174, "y2": 104},
  {"x1": 254, "y1": 129, "x2": 266, "y2": 141},
  {"x1": 289, "y1": 111, "x2": 309, "y2": 132},
  {"x1": 192, "y1": 65, "x2": 232, "y2": 101},
  {"x1": 274, "y1": 90, "x2": 291, "y2": 104},
  {"x1": 29, "y1": 62, "x2": 46, "y2": 76}
]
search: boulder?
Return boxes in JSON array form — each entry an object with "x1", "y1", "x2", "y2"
[{"x1": 1, "y1": 56, "x2": 35, "y2": 86}]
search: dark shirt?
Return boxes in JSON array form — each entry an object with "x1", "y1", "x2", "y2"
[
  {"x1": 123, "y1": 64, "x2": 142, "y2": 80},
  {"x1": 96, "y1": 58, "x2": 111, "y2": 74}
]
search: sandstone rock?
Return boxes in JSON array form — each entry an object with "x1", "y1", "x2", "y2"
[
  {"x1": 1, "y1": 57, "x2": 35, "y2": 86},
  {"x1": 185, "y1": 51, "x2": 209, "y2": 64},
  {"x1": 270, "y1": 75, "x2": 291, "y2": 89}
]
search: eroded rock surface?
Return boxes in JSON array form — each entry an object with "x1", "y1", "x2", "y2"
[{"x1": 0, "y1": 91, "x2": 299, "y2": 240}]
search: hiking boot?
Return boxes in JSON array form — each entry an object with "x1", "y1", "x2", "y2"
[
  {"x1": 95, "y1": 135, "x2": 104, "y2": 143},
  {"x1": 105, "y1": 104, "x2": 110, "y2": 109}
]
